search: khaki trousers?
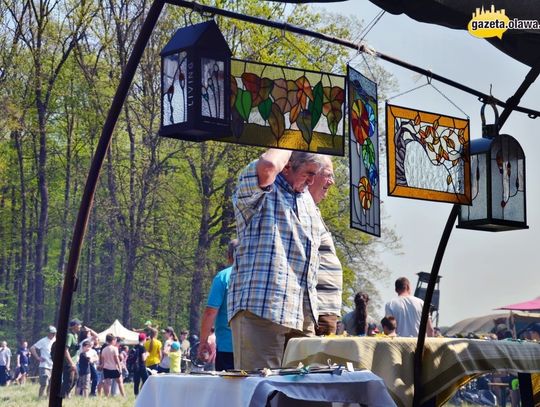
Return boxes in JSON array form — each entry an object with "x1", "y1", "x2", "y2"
[{"x1": 230, "y1": 310, "x2": 314, "y2": 371}]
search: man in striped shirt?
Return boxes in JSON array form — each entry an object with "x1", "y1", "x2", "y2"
[
  {"x1": 308, "y1": 156, "x2": 343, "y2": 336},
  {"x1": 228, "y1": 149, "x2": 326, "y2": 370}
]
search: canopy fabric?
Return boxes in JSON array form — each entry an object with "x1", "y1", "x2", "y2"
[
  {"x1": 368, "y1": 0, "x2": 540, "y2": 68},
  {"x1": 444, "y1": 313, "x2": 508, "y2": 336},
  {"x1": 445, "y1": 311, "x2": 540, "y2": 336},
  {"x1": 497, "y1": 297, "x2": 540, "y2": 311},
  {"x1": 97, "y1": 319, "x2": 139, "y2": 345}
]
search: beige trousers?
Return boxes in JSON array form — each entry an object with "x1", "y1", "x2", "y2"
[{"x1": 230, "y1": 310, "x2": 315, "y2": 371}]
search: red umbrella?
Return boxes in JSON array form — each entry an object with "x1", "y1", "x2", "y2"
[{"x1": 497, "y1": 297, "x2": 540, "y2": 312}]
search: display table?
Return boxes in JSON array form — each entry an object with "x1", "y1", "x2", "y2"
[
  {"x1": 134, "y1": 370, "x2": 396, "y2": 407},
  {"x1": 282, "y1": 336, "x2": 540, "y2": 407}
]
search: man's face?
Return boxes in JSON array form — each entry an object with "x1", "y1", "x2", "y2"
[
  {"x1": 282, "y1": 162, "x2": 320, "y2": 193},
  {"x1": 308, "y1": 161, "x2": 334, "y2": 204},
  {"x1": 71, "y1": 324, "x2": 81, "y2": 333},
  {"x1": 47, "y1": 332, "x2": 56, "y2": 339}
]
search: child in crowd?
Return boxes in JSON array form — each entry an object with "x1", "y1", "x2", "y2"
[
  {"x1": 16, "y1": 341, "x2": 30, "y2": 385},
  {"x1": 77, "y1": 339, "x2": 93, "y2": 397},
  {"x1": 381, "y1": 316, "x2": 398, "y2": 337},
  {"x1": 169, "y1": 342, "x2": 181, "y2": 373}
]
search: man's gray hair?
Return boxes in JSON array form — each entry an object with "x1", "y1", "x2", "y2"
[
  {"x1": 288, "y1": 152, "x2": 327, "y2": 172},
  {"x1": 228, "y1": 238, "x2": 239, "y2": 259}
]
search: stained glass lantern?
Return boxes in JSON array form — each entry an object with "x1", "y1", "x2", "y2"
[
  {"x1": 457, "y1": 104, "x2": 528, "y2": 231},
  {"x1": 159, "y1": 21, "x2": 231, "y2": 142}
]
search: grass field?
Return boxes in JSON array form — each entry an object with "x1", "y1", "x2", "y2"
[{"x1": 0, "y1": 383, "x2": 137, "y2": 407}]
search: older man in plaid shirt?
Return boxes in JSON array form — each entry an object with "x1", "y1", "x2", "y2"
[{"x1": 228, "y1": 149, "x2": 326, "y2": 370}]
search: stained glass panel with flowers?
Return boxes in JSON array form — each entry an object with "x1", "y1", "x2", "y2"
[
  {"x1": 386, "y1": 104, "x2": 471, "y2": 204},
  {"x1": 348, "y1": 66, "x2": 380, "y2": 236}
]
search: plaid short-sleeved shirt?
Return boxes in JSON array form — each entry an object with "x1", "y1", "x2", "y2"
[{"x1": 228, "y1": 161, "x2": 322, "y2": 330}]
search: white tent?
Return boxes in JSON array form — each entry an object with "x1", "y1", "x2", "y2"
[{"x1": 97, "y1": 319, "x2": 139, "y2": 345}]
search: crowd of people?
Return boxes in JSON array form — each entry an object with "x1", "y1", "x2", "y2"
[{"x1": 2, "y1": 148, "x2": 539, "y2": 401}]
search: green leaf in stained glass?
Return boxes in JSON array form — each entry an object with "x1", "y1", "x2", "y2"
[
  {"x1": 258, "y1": 98, "x2": 272, "y2": 122},
  {"x1": 309, "y1": 82, "x2": 323, "y2": 130},
  {"x1": 235, "y1": 88, "x2": 252, "y2": 122},
  {"x1": 362, "y1": 137, "x2": 376, "y2": 169}
]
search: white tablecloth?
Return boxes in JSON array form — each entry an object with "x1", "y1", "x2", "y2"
[{"x1": 134, "y1": 371, "x2": 396, "y2": 407}]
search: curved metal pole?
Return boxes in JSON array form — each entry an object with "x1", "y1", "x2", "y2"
[
  {"x1": 412, "y1": 204, "x2": 459, "y2": 407},
  {"x1": 48, "y1": 1, "x2": 165, "y2": 406}
]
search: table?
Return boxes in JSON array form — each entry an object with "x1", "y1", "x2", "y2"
[
  {"x1": 134, "y1": 370, "x2": 396, "y2": 407},
  {"x1": 282, "y1": 336, "x2": 540, "y2": 407}
]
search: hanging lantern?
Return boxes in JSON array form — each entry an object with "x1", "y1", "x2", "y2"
[
  {"x1": 159, "y1": 20, "x2": 231, "y2": 142},
  {"x1": 457, "y1": 103, "x2": 528, "y2": 231}
]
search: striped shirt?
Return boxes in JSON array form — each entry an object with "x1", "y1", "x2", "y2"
[
  {"x1": 228, "y1": 160, "x2": 323, "y2": 330},
  {"x1": 316, "y1": 218, "x2": 343, "y2": 316}
]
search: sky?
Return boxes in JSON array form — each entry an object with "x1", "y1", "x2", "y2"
[{"x1": 314, "y1": 0, "x2": 540, "y2": 327}]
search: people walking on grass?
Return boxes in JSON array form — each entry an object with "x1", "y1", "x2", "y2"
[
  {"x1": 30, "y1": 326, "x2": 56, "y2": 397},
  {"x1": 15, "y1": 340, "x2": 30, "y2": 385},
  {"x1": 100, "y1": 334, "x2": 125, "y2": 397},
  {"x1": 0, "y1": 340, "x2": 12, "y2": 386}
]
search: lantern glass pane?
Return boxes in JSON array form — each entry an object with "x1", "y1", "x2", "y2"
[
  {"x1": 490, "y1": 137, "x2": 525, "y2": 222},
  {"x1": 201, "y1": 58, "x2": 225, "y2": 119},
  {"x1": 348, "y1": 66, "x2": 380, "y2": 236},
  {"x1": 162, "y1": 51, "x2": 188, "y2": 125},
  {"x1": 463, "y1": 153, "x2": 488, "y2": 221},
  {"x1": 386, "y1": 104, "x2": 471, "y2": 204}
]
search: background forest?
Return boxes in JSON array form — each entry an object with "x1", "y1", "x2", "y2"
[{"x1": 0, "y1": 0, "x2": 400, "y2": 345}]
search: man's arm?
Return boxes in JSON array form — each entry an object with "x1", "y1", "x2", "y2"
[
  {"x1": 198, "y1": 307, "x2": 218, "y2": 360},
  {"x1": 256, "y1": 149, "x2": 292, "y2": 188},
  {"x1": 30, "y1": 345, "x2": 42, "y2": 363}
]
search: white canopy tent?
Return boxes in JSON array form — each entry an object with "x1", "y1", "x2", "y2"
[{"x1": 97, "y1": 319, "x2": 139, "y2": 345}]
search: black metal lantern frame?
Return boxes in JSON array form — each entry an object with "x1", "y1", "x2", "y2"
[
  {"x1": 159, "y1": 20, "x2": 232, "y2": 141},
  {"x1": 457, "y1": 104, "x2": 528, "y2": 231}
]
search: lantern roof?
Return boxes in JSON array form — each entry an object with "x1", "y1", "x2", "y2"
[{"x1": 160, "y1": 20, "x2": 231, "y2": 57}]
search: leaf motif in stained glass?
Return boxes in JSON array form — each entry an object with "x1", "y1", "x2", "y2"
[
  {"x1": 295, "y1": 76, "x2": 314, "y2": 109},
  {"x1": 235, "y1": 88, "x2": 252, "y2": 122},
  {"x1": 241, "y1": 73, "x2": 274, "y2": 107},
  {"x1": 258, "y1": 98, "x2": 272, "y2": 121},
  {"x1": 361, "y1": 138, "x2": 376, "y2": 170},
  {"x1": 323, "y1": 87, "x2": 345, "y2": 136},
  {"x1": 310, "y1": 82, "x2": 323, "y2": 130},
  {"x1": 268, "y1": 103, "x2": 285, "y2": 141},
  {"x1": 297, "y1": 109, "x2": 312, "y2": 145}
]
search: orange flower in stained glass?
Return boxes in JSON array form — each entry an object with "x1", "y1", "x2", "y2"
[
  {"x1": 358, "y1": 176, "x2": 373, "y2": 210},
  {"x1": 351, "y1": 99, "x2": 370, "y2": 145}
]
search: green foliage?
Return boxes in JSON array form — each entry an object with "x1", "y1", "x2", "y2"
[{"x1": 0, "y1": 0, "x2": 400, "y2": 343}]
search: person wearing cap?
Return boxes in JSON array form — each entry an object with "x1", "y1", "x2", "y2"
[
  {"x1": 168, "y1": 341, "x2": 181, "y2": 373},
  {"x1": 132, "y1": 333, "x2": 149, "y2": 396},
  {"x1": 61, "y1": 318, "x2": 82, "y2": 397},
  {"x1": 30, "y1": 326, "x2": 57, "y2": 397},
  {"x1": 158, "y1": 327, "x2": 178, "y2": 373},
  {"x1": 198, "y1": 239, "x2": 239, "y2": 371}
]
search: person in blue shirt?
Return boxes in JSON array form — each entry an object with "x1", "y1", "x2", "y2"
[{"x1": 198, "y1": 239, "x2": 239, "y2": 371}]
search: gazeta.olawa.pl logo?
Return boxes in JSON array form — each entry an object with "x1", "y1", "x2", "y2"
[{"x1": 468, "y1": 5, "x2": 540, "y2": 39}]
